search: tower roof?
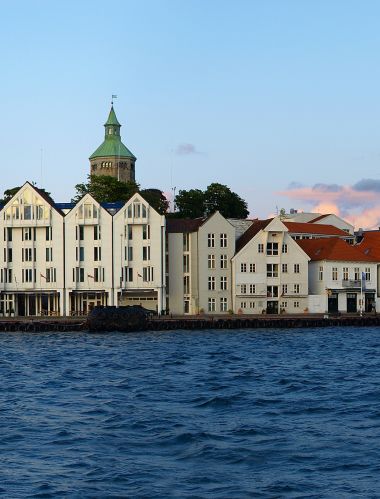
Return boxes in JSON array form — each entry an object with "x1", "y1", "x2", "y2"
[
  {"x1": 104, "y1": 105, "x2": 121, "y2": 126},
  {"x1": 89, "y1": 105, "x2": 136, "y2": 160}
]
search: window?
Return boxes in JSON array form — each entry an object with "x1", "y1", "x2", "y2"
[
  {"x1": 220, "y1": 276, "x2": 228, "y2": 290},
  {"x1": 94, "y1": 226, "x2": 101, "y2": 240},
  {"x1": 282, "y1": 284, "x2": 288, "y2": 295},
  {"x1": 343, "y1": 267, "x2": 349, "y2": 281},
  {"x1": 208, "y1": 276, "x2": 215, "y2": 290},
  {"x1": 184, "y1": 275, "x2": 190, "y2": 294},
  {"x1": 354, "y1": 267, "x2": 360, "y2": 281},
  {"x1": 208, "y1": 254, "x2": 215, "y2": 269},
  {"x1": 143, "y1": 266, "x2": 154, "y2": 282},
  {"x1": 240, "y1": 284, "x2": 247, "y2": 294},
  {"x1": 23, "y1": 228, "x2": 35, "y2": 241},
  {"x1": 294, "y1": 264, "x2": 300, "y2": 273},
  {"x1": 79, "y1": 226, "x2": 84, "y2": 241},
  {"x1": 124, "y1": 267, "x2": 133, "y2": 282},
  {"x1": 267, "y1": 286, "x2": 278, "y2": 298},
  {"x1": 258, "y1": 243, "x2": 264, "y2": 253},
  {"x1": 45, "y1": 268, "x2": 56, "y2": 283},
  {"x1": 319, "y1": 266, "x2": 323, "y2": 280},
  {"x1": 241, "y1": 263, "x2": 247, "y2": 273},
  {"x1": 183, "y1": 234, "x2": 189, "y2": 251},
  {"x1": 142, "y1": 246, "x2": 150, "y2": 261},
  {"x1": 282, "y1": 244, "x2": 288, "y2": 254},
  {"x1": 220, "y1": 297, "x2": 228, "y2": 312},
  {"x1": 293, "y1": 284, "x2": 300, "y2": 294},
  {"x1": 282, "y1": 263, "x2": 288, "y2": 273},
  {"x1": 46, "y1": 247, "x2": 53, "y2": 262},
  {"x1": 294, "y1": 301, "x2": 300, "y2": 308},
  {"x1": 22, "y1": 268, "x2": 35, "y2": 283},
  {"x1": 94, "y1": 247, "x2": 101, "y2": 261},
  {"x1": 183, "y1": 254, "x2": 189, "y2": 273},
  {"x1": 79, "y1": 247, "x2": 84, "y2": 261},
  {"x1": 249, "y1": 263, "x2": 256, "y2": 273},
  {"x1": 240, "y1": 302, "x2": 247, "y2": 309},
  {"x1": 249, "y1": 302, "x2": 255, "y2": 309},
  {"x1": 133, "y1": 202, "x2": 141, "y2": 218},
  {"x1": 128, "y1": 225, "x2": 133, "y2": 240},
  {"x1": 208, "y1": 298, "x2": 216, "y2": 312},
  {"x1": 208, "y1": 233, "x2": 215, "y2": 248},
  {"x1": 46, "y1": 227, "x2": 52, "y2": 241},
  {"x1": 128, "y1": 247, "x2": 133, "y2": 261},
  {"x1": 220, "y1": 233, "x2": 227, "y2": 248},
  {"x1": 22, "y1": 248, "x2": 34, "y2": 262},
  {"x1": 267, "y1": 263, "x2": 278, "y2": 277},
  {"x1": 281, "y1": 301, "x2": 288, "y2": 308},
  {"x1": 142, "y1": 225, "x2": 150, "y2": 240},
  {"x1": 220, "y1": 254, "x2": 227, "y2": 269},
  {"x1": 249, "y1": 284, "x2": 255, "y2": 294},
  {"x1": 365, "y1": 267, "x2": 371, "y2": 281},
  {"x1": 266, "y1": 242, "x2": 278, "y2": 255},
  {"x1": 332, "y1": 267, "x2": 338, "y2": 281}
]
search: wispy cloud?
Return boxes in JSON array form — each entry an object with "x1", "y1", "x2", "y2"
[
  {"x1": 175, "y1": 143, "x2": 201, "y2": 155},
  {"x1": 279, "y1": 178, "x2": 380, "y2": 229}
]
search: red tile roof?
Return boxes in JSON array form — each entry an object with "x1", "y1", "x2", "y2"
[
  {"x1": 296, "y1": 237, "x2": 379, "y2": 262},
  {"x1": 235, "y1": 219, "x2": 273, "y2": 252},
  {"x1": 166, "y1": 217, "x2": 205, "y2": 233},
  {"x1": 308, "y1": 214, "x2": 330, "y2": 223},
  {"x1": 284, "y1": 221, "x2": 348, "y2": 236},
  {"x1": 356, "y1": 231, "x2": 380, "y2": 260}
]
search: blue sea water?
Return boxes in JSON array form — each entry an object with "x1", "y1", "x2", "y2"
[{"x1": 0, "y1": 327, "x2": 379, "y2": 498}]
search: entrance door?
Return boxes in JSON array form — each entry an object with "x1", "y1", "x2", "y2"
[
  {"x1": 17, "y1": 295, "x2": 25, "y2": 316},
  {"x1": 365, "y1": 293, "x2": 375, "y2": 312},
  {"x1": 267, "y1": 301, "x2": 278, "y2": 314},
  {"x1": 328, "y1": 293, "x2": 338, "y2": 313},
  {"x1": 347, "y1": 293, "x2": 357, "y2": 313}
]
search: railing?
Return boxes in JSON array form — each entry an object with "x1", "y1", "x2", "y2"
[{"x1": 342, "y1": 279, "x2": 361, "y2": 288}]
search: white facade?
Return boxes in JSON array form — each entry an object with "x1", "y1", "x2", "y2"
[
  {"x1": 0, "y1": 183, "x2": 64, "y2": 316},
  {"x1": 113, "y1": 193, "x2": 166, "y2": 313},
  {"x1": 167, "y1": 212, "x2": 235, "y2": 315},
  {"x1": 307, "y1": 261, "x2": 378, "y2": 313},
  {"x1": 232, "y1": 218, "x2": 310, "y2": 314},
  {"x1": 64, "y1": 194, "x2": 113, "y2": 315}
]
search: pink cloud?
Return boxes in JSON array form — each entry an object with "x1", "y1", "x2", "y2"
[{"x1": 278, "y1": 181, "x2": 380, "y2": 230}]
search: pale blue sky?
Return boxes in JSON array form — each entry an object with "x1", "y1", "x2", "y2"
[{"x1": 1, "y1": 0, "x2": 380, "y2": 223}]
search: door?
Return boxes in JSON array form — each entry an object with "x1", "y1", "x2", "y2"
[
  {"x1": 365, "y1": 293, "x2": 375, "y2": 312},
  {"x1": 267, "y1": 301, "x2": 278, "y2": 314},
  {"x1": 328, "y1": 293, "x2": 338, "y2": 313},
  {"x1": 347, "y1": 293, "x2": 357, "y2": 313},
  {"x1": 17, "y1": 295, "x2": 25, "y2": 316}
]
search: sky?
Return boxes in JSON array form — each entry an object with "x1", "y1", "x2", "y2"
[{"x1": 1, "y1": 0, "x2": 380, "y2": 228}]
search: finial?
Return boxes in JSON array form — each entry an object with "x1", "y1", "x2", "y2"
[{"x1": 111, "y1": 94, "x2": 117, "y2": 106}]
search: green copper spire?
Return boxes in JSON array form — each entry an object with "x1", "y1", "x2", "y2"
[
  {"x1": 89, "y1": 105, "x2": 136, "y2": 160},
  {"x1": 104, "y1": 105, "x2": 121, "y2": 127}
]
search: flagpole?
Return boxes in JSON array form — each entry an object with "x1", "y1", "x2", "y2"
[{"x1": 360, "y1": 271, "x2": 364, "y2": 316}]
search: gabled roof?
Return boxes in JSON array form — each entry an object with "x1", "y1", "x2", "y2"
[
  {"x1": 296, "y1": 237, "x2": 379, "y2": 262},
  {"x1": 308, "y1": 214, "x2": 330, "y2": 223},
  {"x1": 284, "y1": 221, "x2": 348, "y2": 236},
  {"x1": 166, "y1": 217, "x2": 206, "y2": 233},
  {"x1": 356, "y1": 231, "x2": 380, "y2": 260},
  {"x1": 235, "y1": 218, "x2": 273, "y2": 252}
]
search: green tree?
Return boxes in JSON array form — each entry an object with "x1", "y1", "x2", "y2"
[
  {"x1": 204, "y1": 183, "x2": 249, "y2": 218},
  {"x1": 72, "y1": 175, "x2": 139, "y2": 203},
  {"x1": 174, "y1": 183, "x2": 249, "y2": 219},
  {"x1": 140, "y1": 188, "x2": 169, "y2": 215},
  {"x1": 174, "y1": 189, "x2": 205, "y2": 218}
]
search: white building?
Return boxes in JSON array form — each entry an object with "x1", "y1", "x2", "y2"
[
  {"x1": 232, "y1": 217, "x2": 310, "y2": 314},
  {"x1": 166, "y1": 212, "x2": 236, "y2": 314},
  {"x1": 296, "y1": 237, "x2": 379, "y2": 313},
  {"x1": 0, "y1": 182, "x2": 64, "y2": 316},
  {"x1": 64, "y1": 194, "x2": 113, "y2": 315},
  {"x1": 113, "y1": 192, "x2": 166, "y2": 313}
]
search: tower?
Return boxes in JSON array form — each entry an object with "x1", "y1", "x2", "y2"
[{"x1": 89, "y1": 105, "x2": 136, "y2": 183}]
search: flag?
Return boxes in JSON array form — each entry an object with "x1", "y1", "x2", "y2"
[
  {"x1": 40, "y1": 273, "x2": 46, "y2": 280},
  {"x1": 137, "y1": 273, "x2": 142, "y2": 278},
  {"x1": 112, "y1": 94, "x2": 117, "y2": 99},
  {"x1": 362, "y1": 271, "x2": 366, "y2": 290},
  {"x1": 87, "y1": 274, "x2": 94, "y2": 279}
]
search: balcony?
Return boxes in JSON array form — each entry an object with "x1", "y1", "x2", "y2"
[{"x1": 342, "y1": 279, "x2": 361, "y2": 288}]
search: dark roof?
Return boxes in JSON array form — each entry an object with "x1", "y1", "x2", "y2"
[
  {"x1": 284, "y1": 221, "x2": 348, "y2": 236},
  {"x1": 166, "y1": 217, "x2": 205, "y2": 233},
  {"x1": 236, "y1": 218, "x2": 273, "y2": 253},
  {"x1": 101, "y1": 201, "x2": 124, "y2": 210},
  {"x1": 296, "y1": 237, "x2": 379, "y2": 262},
  {"x1": 54, "y1": 202, "x2": 75, "y2": 210}
]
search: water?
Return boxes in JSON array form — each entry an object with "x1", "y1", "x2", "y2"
[{"x1": 0, "y1": 327, "x2": 379, "y2": 498}]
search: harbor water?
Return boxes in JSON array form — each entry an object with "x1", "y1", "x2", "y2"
[{"x1": 0, "y1": 327, "x2": 379, "y2": 497}]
